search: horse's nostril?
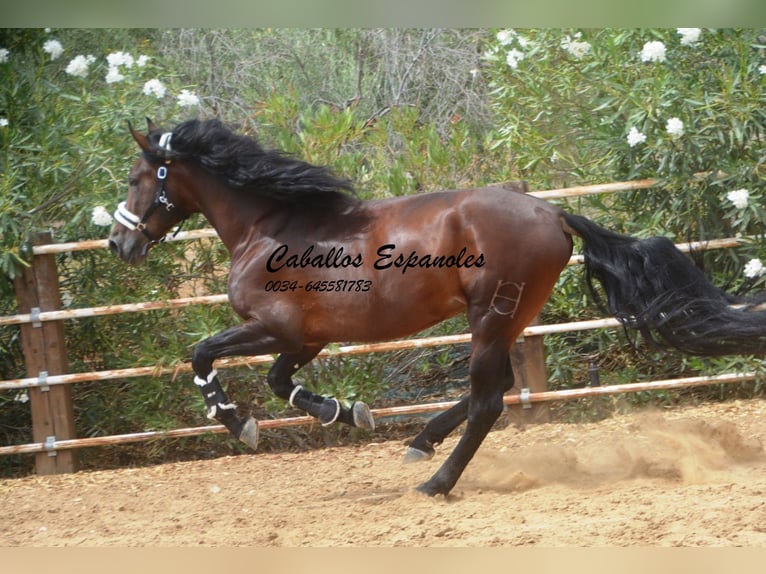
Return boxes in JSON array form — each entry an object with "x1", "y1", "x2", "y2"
[{"x1": 108, "y1": 239, "x2": 119, "y2": 255}]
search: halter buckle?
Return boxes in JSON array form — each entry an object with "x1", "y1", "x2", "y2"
[{"x1": 158, "y1": 190, "x2": 175, "y2": 211}]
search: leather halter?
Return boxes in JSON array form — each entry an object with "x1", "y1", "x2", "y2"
[{"x1": 114, "y1": 133, "x2": 187, "y2": 243}]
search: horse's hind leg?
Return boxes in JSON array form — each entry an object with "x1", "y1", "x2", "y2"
[
  {"x1": 267, "y1": 349, "x2": 375, "y2": 430},
  {"x1": 404, "y1": 395, "x2": 470, "y2": 462},
  {"x1": 404, "y1": 354, "x2": 514, "y2": 462},
  {"x1": 416, "y1": 335, "x2": 511, "y2": 497}
]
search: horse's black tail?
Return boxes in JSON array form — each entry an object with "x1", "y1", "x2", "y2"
[{"x1": 562, "y1": 212, "x2": 766, "y2": 356}]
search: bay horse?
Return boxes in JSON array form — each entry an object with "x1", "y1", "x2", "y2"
[{"x1": 109, "y1": 118, "x2": 766, "y2": 497}]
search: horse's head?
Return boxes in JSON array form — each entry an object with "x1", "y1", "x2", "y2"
[{"x1": 108, "y1": 119, "x2": 191, "y2": 264}]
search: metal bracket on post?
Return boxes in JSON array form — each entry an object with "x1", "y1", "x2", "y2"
[
  {"x1": 30, "y1": 306, "x2": 42, "y2": 328},
  {"x1": 38, "y1": 370, "x2": 49, "y2": 392},
  {"x1": 520, "y1": 387, "x2": 532, "y2": 409},
  {"x1": 44, "y1": 436, "x2": 58, "y2": 457}
]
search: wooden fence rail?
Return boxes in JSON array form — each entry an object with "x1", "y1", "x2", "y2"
[
  {"x1": 0, "y1": 371, "x2": 757, "y2": 457},
  {"x1": 1, "y1": 178, "x2": 758, "y2": 474},
  {"x1": 0, "y1": 236, "x2": 749, "y2": 329},
  {"x1": 0, "y1": 318, "x2": 624, "y2": 392}
]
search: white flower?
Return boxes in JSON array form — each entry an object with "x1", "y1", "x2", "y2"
[
  {"x1": 759, "y1": 65, "x2": 766, "y2": 76},
  {"x1": 106, "y1": 51, "x2": 134, "y2": 69},
  {"x1": 496, "y1": 29, "x2": 516, "y2": 45},
  {"x1": 105, "y1": 66, "x2": 125, "y2": 84},
  {"x1": 14, "y1": 390, "x2": 29, "y2": 404},
  {"x1": 640, "y1": 40, "x2": 666, "y2": 63},
  {"x1": 561, "y1": 36, "x2": 591, "y2": 59},
  {"x1": 0, "y1": 118, "x2": 8, "y2": 127},
  {"x1": 65, "y1": 54, "x2": 96, "y2": 78},
  {"x1": 177, "y1": 89, "x2": 200, "y2": 107},
  {"x1": 627, "y1": 126, "x2": 647, "y2": 147},
  {"x1": 744, "y1": 258, "x2": 765, "y2": 279},
  {"x1": 516, "y1": 36, "x2": 531, "y2": 48},
  {"x1": 677, "y1": 28, "x2": 702, "y2": 46},
  {"x1": 506, "y1": 48, "x2": 525, "y2": 69},
  {"x1": 0, "y1": 48, "x2": 9, "y2": 63},
  {"x1": 91, "y1": 205, "x2": 113, "y2": 227},
  {"x1": 665, "y1": 117, "x2": 684, "y2": 138},
  {"x1": 137, "y1": 54, "x2": 150, "y2": 67},
  {"x1": 726, "y1": 188, "x2": 750, "y2": 209},
  {"x1": 143, "y1": 78, "x2": 167, "y2": 99},
  {"x1": 569, "y1": 41, "x2": 591, "y2": 59},
  {"x1": 42, "y1": 39, "x2": 64, "y2": 60}
]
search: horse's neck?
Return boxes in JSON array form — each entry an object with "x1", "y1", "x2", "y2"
[{"x1": 192, "y1": 181, "x2": 279, "y2": 257}]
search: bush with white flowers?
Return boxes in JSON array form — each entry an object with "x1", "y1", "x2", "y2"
[
  {"x1": 486, "y1": 28, "x2": 765, "y2": 285},
  {"x1": 486, "y1": 28, "x2": 766, "y2": 392},
  {"x1": 0, "y1": 31, "x2": 219, "y2": 469},
  {"x1": 0, "y1": 30, "x2": 203, "y2": 279}
]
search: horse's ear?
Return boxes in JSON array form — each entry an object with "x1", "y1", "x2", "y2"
[
  {"x1": 128, "y1": 120, "x2": 151, "y2": 152},
  {"x1": 145, "y1": 117, "x2": 157, "y2": 132}
]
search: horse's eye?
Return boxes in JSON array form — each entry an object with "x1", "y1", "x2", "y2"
[{"x1": 129, "y1": 178, "x2": 139, "y2": 187}]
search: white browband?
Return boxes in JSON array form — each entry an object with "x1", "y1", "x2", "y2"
[{"x1": 158, "y1": 132, "x2": 173, "y2": 151}]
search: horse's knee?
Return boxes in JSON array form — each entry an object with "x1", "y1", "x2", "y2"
[
  {"x1": 266, "y1": 365, "x2": 294, "y2": 400},
  {"x1": 191, "y1": 343, "x2": 213, "y2": 376}
]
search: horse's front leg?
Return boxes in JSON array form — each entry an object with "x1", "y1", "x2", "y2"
[
  {"x1": 267, "y1": 349, "x2": 375, "y2": 430},
  {"x1": 191, "y1": 321, "x2": 284, "y2": 450}
]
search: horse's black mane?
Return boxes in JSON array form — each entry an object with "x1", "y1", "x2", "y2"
[{"x1": 146, "y1": 119, "x2": 359, "y2": 211}]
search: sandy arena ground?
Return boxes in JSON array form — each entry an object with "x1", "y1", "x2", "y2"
[{"x1": 2, "y1": 399, "x2": 766, "y2": 547}]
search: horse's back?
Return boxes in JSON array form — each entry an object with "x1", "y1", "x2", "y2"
[
  {"x1": 357, "y1": 185, "x2": 572, "y2": 333},
  {"x1": 374, "y1": 185, "x2": 572, "y2": 278}
]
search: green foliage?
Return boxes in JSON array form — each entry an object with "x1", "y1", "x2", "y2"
[
  {"x1": 0, "y1": 29, "x2": 197, "y2": 277},
  {"x1": 252, "y1": 95, "x2": 497, "y2": 198},
  {"x1": 485, "y1": 27, "x2": 766, "y2": 392},
  {"x1": 485, "y1": 29, "x2": 766, "y2": 243},
  {"x1": 0, "y1": 29, "x2": 240, "y2": 472}
]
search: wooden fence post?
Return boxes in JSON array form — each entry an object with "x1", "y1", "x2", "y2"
[
  {"x1": 508, "y1": 315, "x2": 550, "y2": 424},
  {"x1": 13, "y1": 231, "x2": 77, "y2": 474}
]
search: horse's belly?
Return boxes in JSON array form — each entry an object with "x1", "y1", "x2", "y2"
[{"x1": 302, "y1": 289, "x2": 467, "y2": 344}]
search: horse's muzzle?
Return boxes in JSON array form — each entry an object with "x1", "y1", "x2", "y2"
[{"x1": 108, "y1": 230, "x2": 150, "y2": 265}]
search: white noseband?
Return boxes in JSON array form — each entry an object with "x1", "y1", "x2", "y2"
[{"x1": 114, "y1": 201, "x2": 142, "y2": 231}]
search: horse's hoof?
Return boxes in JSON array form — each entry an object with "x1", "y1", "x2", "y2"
[
  {"x1": 414, "y1": 480, "x2": 442, "y2": 497},
  {"x1": 403, "y1": 446, "x2": 434, "y2": 464},
  {"x1": 352, "y1": 401, "x2": 375, "y2": 430},
  {"x1": 237, "y1": 416, "x2": 259, "y2": 450}
]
